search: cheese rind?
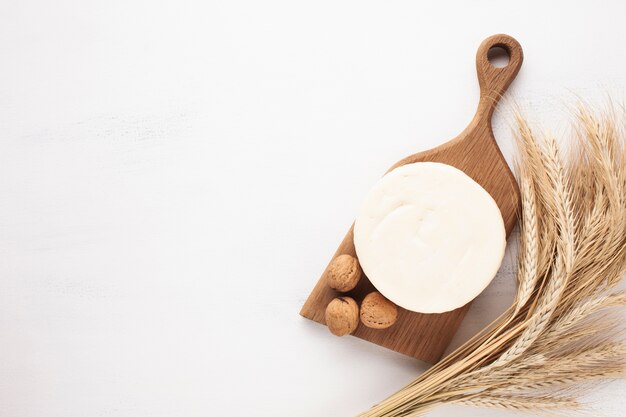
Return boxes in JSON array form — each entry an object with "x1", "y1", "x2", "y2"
[{"x1": 353, "y1": 162, "x2": 506, "y2": 314}]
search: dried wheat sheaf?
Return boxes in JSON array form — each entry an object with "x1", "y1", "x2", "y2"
[{"x1": 358, "y1": 105, "x2": 626, "y2": 416}]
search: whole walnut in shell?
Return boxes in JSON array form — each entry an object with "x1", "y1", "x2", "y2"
[
  {"x1": 326, "y1": 254, "x2": 362, "y2": 292},
  {"x1": 360, "y1": 292, "x2": 398, "y2": 329},
  {"x1": 325, "y1": 297, "x2": 359, "y2": 336}
]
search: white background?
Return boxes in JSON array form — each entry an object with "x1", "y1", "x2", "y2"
[{"x1": 0, "y1": 1, "x2": 624, "y2": 416}]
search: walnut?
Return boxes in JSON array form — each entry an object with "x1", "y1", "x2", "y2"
[
  {"x1": 325, "y1": 297, "x2": 359, "y2": 336},
  {"x1": 326, "y1": 254, "x2": 362, "y2": 292},
  {"x1": 360, "y1": 292, "x2": 398, "y2": 329}
]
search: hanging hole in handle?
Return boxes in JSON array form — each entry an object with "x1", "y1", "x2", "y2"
[{"x1": 487, "y1": 45, "x2": 510, "y2": 68}]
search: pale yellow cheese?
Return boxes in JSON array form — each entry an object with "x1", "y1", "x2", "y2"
[{"x1": 354, "y1": 162, "x2": 506, "y2": 314}]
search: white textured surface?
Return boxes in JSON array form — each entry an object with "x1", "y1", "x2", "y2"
[{"x1": 0, "y1": 1, "x2": 624, "y2": 417}]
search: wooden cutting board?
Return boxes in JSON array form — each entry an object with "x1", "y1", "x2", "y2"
[{"x1": 300, "y1": 34, "x2": 523, "y2": 364}]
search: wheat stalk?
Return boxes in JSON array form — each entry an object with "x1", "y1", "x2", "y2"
[
  {"x1": 357, "y1": 104, "x2": 626, "y2": 417},
  {"x1": 456, "y1": 395, "x2": 579, "y2": 412}
]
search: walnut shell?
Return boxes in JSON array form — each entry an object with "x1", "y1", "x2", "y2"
[
  {"x1": 326, "y1": 254, "x2": 362, "y2": 292},
  {"x1": 325, "y1": 297, "x2": 359, "y2": 336},
  {"x1": 360, "y1": 292, "x2": 398, "y2": 329}
]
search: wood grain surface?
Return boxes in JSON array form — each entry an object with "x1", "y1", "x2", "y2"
[{"x1": 301, "y1": 34, "x2": 523, "y2": 363}]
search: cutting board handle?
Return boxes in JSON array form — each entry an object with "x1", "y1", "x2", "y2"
[{"x1": 475, "y1": 34, "x2": 523, "y2": 121}]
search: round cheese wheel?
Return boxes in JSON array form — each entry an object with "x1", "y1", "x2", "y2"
[{"x1": 353, "y1": 162, "x2": 506, "y2": 314}]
